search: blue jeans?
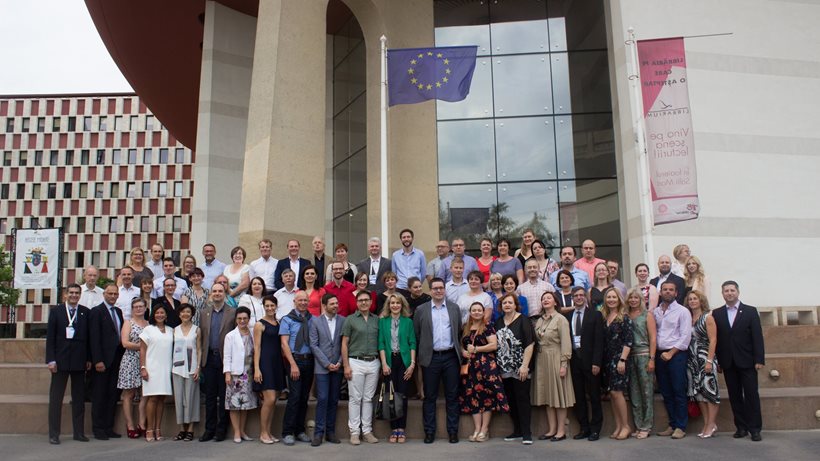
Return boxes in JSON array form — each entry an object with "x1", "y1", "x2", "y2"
[
  {"x1": 282, "y1": 358, "x2": 314, "y2": 436},
  {"x1": 314, "y1": 371, "x2": 342, "y2": 436},
  {"x1": 656, "y1": 350, "x2": 689, "y2": 430}
]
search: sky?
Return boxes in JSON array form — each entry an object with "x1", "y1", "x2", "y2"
[{"x1": 0, "y1": 0, "x2": 132, "y2": 95}]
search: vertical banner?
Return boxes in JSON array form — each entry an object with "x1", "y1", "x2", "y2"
[
  {"x1": 13, "y1": 228, "x2": 61, "y2": 289},
  {"x1": 637, "y1": 37, "x2": 699, "y2": 225}
]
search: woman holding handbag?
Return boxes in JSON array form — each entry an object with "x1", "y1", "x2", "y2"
[
  {"x1": 459, "y1": 302, "x2": 508, "y2": 442},
  {"x1": 378, "y1": 293, "x2": 416, "y2": 443}
]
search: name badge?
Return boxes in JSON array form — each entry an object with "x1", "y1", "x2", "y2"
[
  {"x1": 66, "y1": 327, "x2": 75, "y2": 339},
  {"x1": 369, "y1": 275, "x2": 377, "y2": 285}
]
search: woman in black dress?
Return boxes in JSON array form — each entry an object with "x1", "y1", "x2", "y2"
[
  {"x1": 152, "y1": 278, "x2": 181, "y2": 328},
  {"x1": 600, "y1": 287, "x2": 633, "y2": 440},
  {"x1": 588, "y1": 262, "x2": 612, "y2": 311},
  {"x1": 253, "y1": 295, "x2": 286, "y2": 444}
]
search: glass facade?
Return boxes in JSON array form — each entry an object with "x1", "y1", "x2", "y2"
[
  {"x1": 434, "y1": 0, "x2": 621, "y2": 261},
  {"x1": 332, "y1": 16, "x2": 367, "y2": 260}
]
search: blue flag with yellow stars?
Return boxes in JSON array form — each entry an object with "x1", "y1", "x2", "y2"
[{"x1": 388, "y1": 46, "x2": 478, "y2": 106}]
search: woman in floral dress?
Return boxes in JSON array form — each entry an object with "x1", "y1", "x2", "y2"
[{"x1": 223, "y1": 306, "x2": 257, "y2": 443}]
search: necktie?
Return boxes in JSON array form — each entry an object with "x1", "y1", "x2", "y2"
[
  {"x1": 109, "y1": 307, "x2": 120, "y2": 333},
  {"x1": 69, "y1": 308, "x2": 76, "y2": 319}
]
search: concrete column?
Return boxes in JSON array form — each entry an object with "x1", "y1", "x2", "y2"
[
  {"x1": 239, "y1": 0, "x2": 328, "y2": 252},
  {"x1": 191, "y1": 1, "x2": 256, "y2": 257}
]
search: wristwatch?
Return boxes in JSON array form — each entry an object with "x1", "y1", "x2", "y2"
[{"x1": 619, "y1": 358, "x2": 626, "y2": 363}]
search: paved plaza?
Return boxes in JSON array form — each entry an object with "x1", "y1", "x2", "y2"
[{"x1": 3, "y1": 430, "x2": 818, "y2": 461}]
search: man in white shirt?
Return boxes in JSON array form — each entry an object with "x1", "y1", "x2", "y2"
[
  {"x1": 274, "y1": 269, "x2": 300, "y2": 320},
  {"x1": 147, "y1": 243, "x2": 164, "y2": 280},
  {"x1": 518, "y1": 259, "x2": 556, "y2": 317},
  {"x1": 444, "y1": 258, "x2": 469, "y2": 305},
  {"x1": 426, "y1": 240, "x2": 450, "y2": 284},
  {"x1": 78, "y1": 265, "x2": 104, "y2": 308},
  {"x1": 199, "y1": 243, "x2": 227, "y2": 290},
  {"x1": 152, "y1": 257, "x2": 188, "y2": 299},
  {"x1": 250, "y1": 239, "x2": 277, "y2": 294},
  {"x1": 115, "y1": 267, "x2": 141, "y2": 321},
  {"x1": 356, "y1": 237, "x2": 392, "y2": 295}
]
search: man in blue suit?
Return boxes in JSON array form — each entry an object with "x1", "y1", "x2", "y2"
[
  {"x1": 309, "y1": 293, "x2": 346, "y2": 446},
  {"x1": 273, "y1": 239, "x2": 311, "y2": 290}
]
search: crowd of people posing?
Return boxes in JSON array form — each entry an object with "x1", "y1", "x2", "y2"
[{"x1": 45, "y1": 230, "x2": 765, "y2": 447}]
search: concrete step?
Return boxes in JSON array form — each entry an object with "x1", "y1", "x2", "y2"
[
  {"x1": 0, "y1": 363, "x2": 52, "y2": 395},
  {"x1": 3, "y1": 387, "x2": 818, "y2": 436},
  {"x1": 763, "y1": 325, "x2": 820, "y2": 353},
  {"x1": 0, "y1": 339, "x2": 45, "y2": 364}
]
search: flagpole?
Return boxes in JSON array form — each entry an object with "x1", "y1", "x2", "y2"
[
  {"x1": 626, "y1": 27, "x2": 655, "y2": 267},
  {"x1": 380, "y1": 35, "x2": 389, "y2": 258}
]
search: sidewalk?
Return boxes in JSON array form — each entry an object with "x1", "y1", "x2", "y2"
[{"x1": 3, "y1": 430, "x2": 818, "y2": 461}]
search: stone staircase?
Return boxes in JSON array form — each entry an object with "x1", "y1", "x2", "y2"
[{"x1": 1, "y1": 326, "x2": 818, "y2": 438}]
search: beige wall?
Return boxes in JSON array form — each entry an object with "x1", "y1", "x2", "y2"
[{"x1": 608, "y1": 0, "x2": 820, "y2": 305}]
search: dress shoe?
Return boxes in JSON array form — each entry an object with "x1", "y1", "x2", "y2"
[
  {"x1": 505, "y1": 433, "x2": 523, "y2": 441},
  {"x1": 657, "y1": 427, "x2": 675, "y2": 437},
  {"x1": 449, "y1": 433, "x2": 459, "y2": 443},
  {"x1": 671, "y1": 428, "x2": 686, "y2": 439},
  {"x1": 214, "y1": 433, "x2": 226, "y2": 442},
  {"x1": 750, "y1": 432, "x2": 762, "y2": 442},
  {"x1": 733, "y1": 429, "x2": 748, "y2": 439},
  {"x1": 296, "y1": 432, "x2": 312, "y2": 443},
  {"x1": 106, "y1": 431, "x2": 122, "y2": 439},
  {"x1": 49, "y1": 436, "x2": 60, "y2": 445},
  {"x1": 551, "y1": 435, "x2": 567, "y2": 442},
  {"x1": 326, "y1": 433, "x2": 341, "y2": 444},
  {"x1": 73, "y1": 435, "x2": 89, "y2": 442},
  {"x1": 424, "y1": 433, "x2": 435, "y2": 444},
  {"x1": 587, "y1": 432, "x2": 600, "y2": 441},
  {"x1": 311, "y1": 435, "x2": 323, "y2": 447},
  {"x1": 199, "y1": 432, "x2": 214, "y2": 442},
  {"x1": 94, "y1": 433, "x2": 109, "y2": 441},
  {"x1": 573, "y1": 431, "x2": 590, "y2": 440},
  {"x1": 537, "y1": 433, "x2": 554, "y2": 441}
]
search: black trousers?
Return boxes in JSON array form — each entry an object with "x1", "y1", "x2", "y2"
[
  {"x1": 503, "y1": 376, "x2": 532, "y2": 438},
  {"x1": 389, "y1": 353, "x2": 410, "y2": 429},
  {"x1": 201, "y1": 350, "x2": 229, "y2": 435},
  {"x1": 421, "y1": 350, "x2": 460, "y2": 435},
  {"x1": 570, "y1": 352, "x2": 603, "y2": 433},
  {"x1": 49, "y1": 370, "x2": 86, "y2": 439},
  {"x1": 723, "y1": 365, "x2": 762, "y2": 432},
  {"x1": 282, "y1": 358, "x2": 315, "y2": 436},
  {"x1": 91, "y1": 360, "x2": 121, "y2": 436}
]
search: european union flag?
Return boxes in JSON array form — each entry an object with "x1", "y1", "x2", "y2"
[{"x1": 387, "y1": 46, "x2": 478, "y2": 106}]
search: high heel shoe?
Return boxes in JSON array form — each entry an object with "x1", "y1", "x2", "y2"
[
  {"x1": 145, "y1": 430, "x2": 155, "y2": 442},
  {"x1": 468, "y1": 432, "x2": 479, "y2": 442},
  {"x1": 699, "y1": 426, "x2": 717, "y2": 439},
  {"x1": 476, "y1": 432, "x2": 488, "y2": 442}
]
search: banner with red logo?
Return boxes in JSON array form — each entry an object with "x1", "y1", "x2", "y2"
[{"x1": 637, "y1": 37, "x2": 699, "y2": 225}]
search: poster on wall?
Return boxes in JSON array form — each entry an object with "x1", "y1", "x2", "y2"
[
  {"x1": 13, "y1": 228, "x2": 61, "y2": 290},
  {"x1": 637, "y1": 37, "x2": 699, "y2": 225}
]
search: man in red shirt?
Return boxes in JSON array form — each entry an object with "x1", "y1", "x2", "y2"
[
  {"x1": 574, "y1": 239, "x2": 605, "y2": 281},
  {"x1": 324, "y1": 261, "x2": 356, "y2": 316}
]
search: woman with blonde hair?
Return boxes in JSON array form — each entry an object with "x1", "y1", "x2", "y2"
[
  {"x1": 671, "y1": 244, "x2": 691, "y2": 277},
  {"x1": 223, "y1": 246, "x2": 251, "y2": 301},
  {"x1": 459, "y1": 302, "x2": 508, "y2": 442},
  {"x1": 685, "y1": 290, "x2": 720, "y2": 438},
  {"x1": 684, "y1": 256, "x2": 711, "y2": 298},
  {"x1": 378, "y1": 293, "x2": 416, "y2": 443},
  {"x1": 588, "y1": 262, "x2": 612, "y2": 311},
  {"x1": 126, "y1": 247, "x2": 154, "y2": 289},
  {"x1": 600, "y1": 287, "x2": 633, "y2": 440},
  {"x1": 626, "y1": 288, "x2": 657, "y2": 439}
]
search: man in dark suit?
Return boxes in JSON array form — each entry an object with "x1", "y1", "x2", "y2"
[
  {"x1": 274, "y1": 239, "x2": 311, "y2": 290},
  {"x1": 713, "y1": 280, "x2": 765, "y2": 441},
  {"x1": 309, "y1": 293, "x2": 346, "y2": 446},
  {"x1": 198, "y1": 283, "x2": 236, "y2": 442},
  {"x1": 413, "y1": 277, "x2": 464, "y2": 444},
  {"x1": 564, "y1": 286, "x2": 606, "y2": 441},
  {"x1": 356, "y1": 237, "x2": 392, "y2": 295},
  {"x1": 88, "y1": 283, "x2": 125, "y2": 440},
  {"x1": 650, "y1": 255, "x2": 686, "y2": 304},
  {"x1": 45, "y1": 283, "x2": 91, "y2": 444}
]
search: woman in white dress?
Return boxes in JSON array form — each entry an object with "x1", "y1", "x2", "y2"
[
  {"x1": 238, "y1": 276, "x2": 266, "y2": 330},
  {"x1": 223, "y1": 246, "x2": 251, "y2": 301},
  {"x1": 172, "y1": 304, "x2": 201, "y2": 441},
  {"x1": 139, "y1": 304, "x2": 174, "y2": 442}
]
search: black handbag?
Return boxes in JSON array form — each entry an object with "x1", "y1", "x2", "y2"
[{"x1": 375, "y1": 377, "x2": 405, "y2": 421}]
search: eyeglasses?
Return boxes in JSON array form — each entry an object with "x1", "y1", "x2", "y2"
[
  {"x1": 431, "y1": 286, "x2": 445, "y2": 290},
  {"x1": 357, "y1": 298, "x2": 372, "y2": 303}
]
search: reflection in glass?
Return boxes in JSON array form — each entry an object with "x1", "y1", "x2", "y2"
[
  {"x1": 436, "y1": 59, "x2": 493, "y2": 120},
  {"x1": 551, "y1": 53, "x2": 572, "y2": 114},
  {"x1": 492, "y1": 55, "x2": 552, "y2": 117},
  {"x1": 548, "y1": 0, "x2": 607, "y2": 51},
  {"x1": 333, "y1": 111, "x2": 350, "y2": 164},
  {"x1": 333, "y1": 159, "x2": 349, "y2": 214},
  {"x1": 497, "y1": 182, "x2": 560, "y2": 248},
  {"x1": 437, "y1": 120, "x2": 496, "y2": 184},
  {"x1": 435, "y1": 25, "x2": 491, "y2": 56},
  {"x1": 491, "y1": 20, "x2": 548, "y2": 54},
  {"x1": 567, "y1": 51, "x2": 612, "y2": 113},
  {"x1": 349, "y1": 95, "x2": 366, "y2": 154},
  {"x1": 495, "y1": 117, "x2": 555, "y2": 182},
  {"x1": 349, "y1": 149, "x2": 367, "y2": 210},
  {"x1": 557, "y1": 179, "x2": 620, "y2": 247},
  {"x1": 556, "y1": 114, "x2": 615, "y2": 180},
  {"x1": 438, "y1": 184, "x2": 497, "y2": 249}
]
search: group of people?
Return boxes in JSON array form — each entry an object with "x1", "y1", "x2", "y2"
[{"x1": 46, "y1": 231, "x2": 766, "y2": 447}]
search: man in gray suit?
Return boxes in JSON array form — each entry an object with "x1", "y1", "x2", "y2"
[
  {"x1": 356, "y1": 237, "x2": 392, "y2": 295},
  {"x1": 413, "y1": 277, "x2": 464, "y2": 444},
  {"x1": 198, "y1": 283, "x2": 236, "y2": 442},
  {"x1": 309, "y1": 293, "x2": 345, "y2": 446}
]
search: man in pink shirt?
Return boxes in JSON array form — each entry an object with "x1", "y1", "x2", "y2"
[{"x1": 574, "y1": 239, "x2": 605, "y2": 281}]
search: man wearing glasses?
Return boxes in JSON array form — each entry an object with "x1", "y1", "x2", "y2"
[{"x1": 341, "y1": 291, "x2": 381, "y2": 445}]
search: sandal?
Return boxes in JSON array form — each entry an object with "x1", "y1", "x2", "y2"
[
  {"x1": 145, "y1": 430, "x2": 155, "y2": 442},
  {"x1": 389, "y1": 430, "x2": 398, "y2": 443},
  {"x1": 174, "y1": 431, "x2": 187, "y2": 441},
  {"x1": 184, "y1": 432, "x2": 194, "y2": 441},
  {"x1": 636, "y1": 430, "x2": 650, "y2": 440},
  {"x1": 476, "y1": 432, "x2": 488, "y2": 442},
  {"x1": 155, "y1": 430, "x2": 164, "y2": 441},
  {"x1": 397, "y1": 430, "x2": 406, "y2": 444}
]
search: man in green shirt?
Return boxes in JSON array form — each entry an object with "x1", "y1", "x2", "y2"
[{"x1": 341, "y1": 290, "x2": 381, "y2": 445}]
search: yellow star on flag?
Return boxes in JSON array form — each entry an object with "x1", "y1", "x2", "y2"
[
  {"x1": 418, "y1": 53, "x2": 423, "y2": 58},
  {"x1": 408, "y1": 68, "x2": 414, "y2": 74},
  {"x1": 443, "y1": 59, "x2": 449, "y2": 65},
  {"x1": 427, "y1": 51, "x2": 433, "y2": 56},
  {"x1": 411, "y1": 59, "x2": 417, "y2": 65},
  {"x1": 410, "y1": 77, "x2": 417, "y2": 84},
  {"x1": 436, "y1": 82, "x2": 442, "y2": 88},
  {"x1": 445, "y1": 69, "x2": 451, "y2": 74},
  {"x1": 417, "y1": 83, "x2": 424, "y2": 89},
  {"x1": 436, "y1": 53, "x2": 443, "y2": 58},
  {"x1": 426, "y1": 84, "x2": 432, "y2": 90},
  {"x1": 442, "y1": 77, "x2": 449, "y2": 83}
]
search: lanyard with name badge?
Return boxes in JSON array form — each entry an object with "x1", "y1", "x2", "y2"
[{"x1": 65, "y1": 305, "x2": 78, "y2": 339}]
